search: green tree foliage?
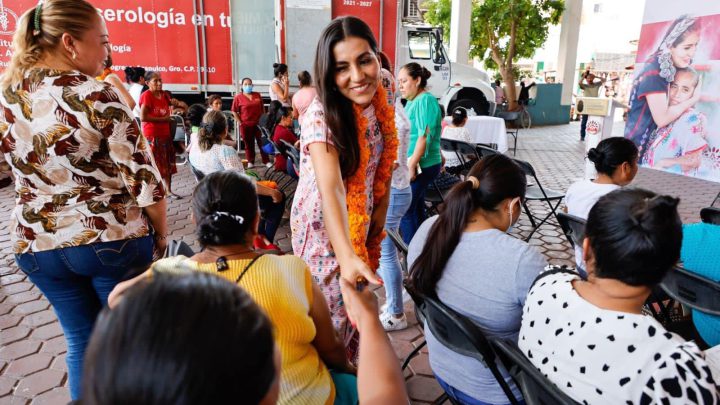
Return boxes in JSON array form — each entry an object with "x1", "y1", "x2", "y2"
[{"x1": 424, "y1": 0, "x2": 564, "y2": 109}]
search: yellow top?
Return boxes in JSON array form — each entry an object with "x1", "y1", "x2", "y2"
[{"x1": 153, "y1": 254, "x2": 334, "y2": 405}]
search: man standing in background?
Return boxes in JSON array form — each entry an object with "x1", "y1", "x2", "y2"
[{"x1": 578, "y1": 70, "x2": 605, "y2": 141}]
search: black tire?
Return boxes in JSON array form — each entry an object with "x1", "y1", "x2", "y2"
[
  {"x1": 450, "y1": 98, "x2": 489, "y2": 116},
  {"x1": 519, "y1": 108, "x2": 532, "y2": 129}
]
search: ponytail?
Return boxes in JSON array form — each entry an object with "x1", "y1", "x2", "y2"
[
  {"x1": 401, "y1": 62, "x2": 432, "y2": 90},
  {"x1": 2, "y1": 0, "x2": 99, "y2": 87},
  {"x1": 408, "y1": 155, "x2": 527, "y2": 298},
  {"x1": 198, "y1": 111, "x2": 228, "y2": 152}
]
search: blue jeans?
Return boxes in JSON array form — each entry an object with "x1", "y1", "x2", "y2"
[
  {"x1": 14, "y1": 236, "x2": 154, "y2": 400},
  {"x1": 401, "y1": 163, "x2": 442, "y2": 245},
  {"x1": 580, "y1": 114, "x2": 588, "y2": 140},
  {"x1": 377, "y1": 186, "x2": 412, "y2": 315},
  {"x1": 258, "y1": 194, "x2": 285, "y2": 242},
  {"x1": 435, "y1": 374, "x2": 525, "y2": 405}
]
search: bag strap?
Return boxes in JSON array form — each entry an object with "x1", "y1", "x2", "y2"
[{"x1": 235, "y1": 253, "x2": 266, "y2": 284}]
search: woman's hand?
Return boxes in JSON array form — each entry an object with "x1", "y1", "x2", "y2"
[
  {"x1": 271, "y1": 189, "x2": 284, "y2": 204},
  {"x1": 339, "y1": 276, "x2": 379, "y2": 330},
  {"x1": 408, "y1": 159, "x2": 418, "y2": 181},
  {"x1": 153, "y1": 235, "x2": 168, "y2": 260},
  {"x1": 336, "y1": 253, "x2": 382, "y2": 287}
]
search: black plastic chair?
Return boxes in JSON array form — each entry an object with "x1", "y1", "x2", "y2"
[
  {"x1": 422, "y1": 294, "x2": 521, "y2": 405},
  {"x1": 512, "y1": 158, "x2": 565, "y2": 241},
  {"x1": 171, "y1": 115, "x2": 188, "y2": 165},
  {"x1": 476, "y1": 144, "x2": 500, "y2": 159},
  {"x1": 496, "y1": 111, "x2": 521, "y2": 156},
  {"x1": 493, "y1": 339, "x2": 580, "y2": 405},
  {"x1": 399, "y1": 284, "x2": 430, "y2": 392},
  {"x1": 700, "y1": 207, "x2": 720, "y2": 225},
  {"x1": 660, "y1": 266, "x2": 720, "y2": 316},
  {"x1": 165, "y1": 239, "x2": 195, "y2": 258},
  {"x1": 556, "y1": 212, "x2": 586, "y2": 249},
  {"x1": 385, "y1": 227, "x2": 408, "y2": 275},
  {"x1": 190, "y1": 165, "x2": 205, "y2": 182}
]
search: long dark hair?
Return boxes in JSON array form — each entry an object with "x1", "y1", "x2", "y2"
[
  {"x1": 273, "y1": 63, "x2": 288, "y2": 78},
  {"x1": 314, "y1": 16, "x2": 379, "y2": 178},
  {"x1": 82, "y1": 271, "x2": 276, "y2": 404},
  {"x1": 192, "y1": 171, "x2": 258, "y2": 247},
  {"x1": 402, "y1": 62, "x2": 432, "y2": 90},
  {"x1": 409, "y1": 155, "x2": 527, "y2": 298},
  {"x1": 265, "y1": 105, "x2": 291, "y2": 136},
  {"x1": 124, "y1": 67, "x2": 146, "y2": 84},
  {"x1": 587, "y1": 137, "x2": 638, "y2": 177},
  {"x1": 586, "y1": 189, "x2": 681, "y2": 286}
]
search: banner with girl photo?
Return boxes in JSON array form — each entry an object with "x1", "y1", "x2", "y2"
[{"x1": 626, "y1": 2, "x2": 720, "y2": 182}]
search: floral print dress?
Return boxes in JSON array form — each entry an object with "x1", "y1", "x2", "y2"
[{"x1": 291, "y1": 98, "x2": 383, "y2": 362}]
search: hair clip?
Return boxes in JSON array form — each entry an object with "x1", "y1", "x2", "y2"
[
  {"x1": 211, "y1": 211, "x2": 245, "y2": 225},
  {"x1": 33, "y1": 1, "x2": 44, "y2": 36}
]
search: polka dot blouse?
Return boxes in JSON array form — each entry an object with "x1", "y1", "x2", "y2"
[{"x1": 519, "y1": 269, "x2": 719, "y2": 404}]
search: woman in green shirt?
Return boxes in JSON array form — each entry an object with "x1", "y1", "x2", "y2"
[{"x1": 398, "y1": 63, "x2": 443, "y2": 244}]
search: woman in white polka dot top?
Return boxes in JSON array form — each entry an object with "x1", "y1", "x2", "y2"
[{"x1": 519, "y1": 188, "x2": 719, "y2": 404}]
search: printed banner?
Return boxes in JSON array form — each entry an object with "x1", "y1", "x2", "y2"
[
  {"x1": 0, "y1": 0, "x2": 232, "y2": 88},
  {"x1": 625, "y1": 2, "x2": 720, "y2": 182}
]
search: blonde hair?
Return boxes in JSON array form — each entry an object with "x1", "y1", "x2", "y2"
[
  {"x1": 198, "y1": 111, "x2": 228, "y2": 152},
  {"x1": 1, "y1": 0, "x2": 99, "y2": 87}
]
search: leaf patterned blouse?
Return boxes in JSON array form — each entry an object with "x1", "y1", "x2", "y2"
[{"x1": 0, "y1": 69, "x2": 166, "y2": 254}]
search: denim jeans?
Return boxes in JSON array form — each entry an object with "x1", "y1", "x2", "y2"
[
  {"x1": 377, "y1": 186, "x2": 412, "y2": 315},
  {"x1": 435, "y1": 374, "x2": 525, "y2": 405},
  {"x1": 401, "y1": 163, "x2": 442, "y2": 245},
  {"x1": 14, "y1": 236, "x2": 154, "y2": 400},
  {"x1": 580, "y1": 114, "x2": 588, "y2": 140},
  {"x1": 258, "y1": 194, "x2": 285, "y2": 242}
]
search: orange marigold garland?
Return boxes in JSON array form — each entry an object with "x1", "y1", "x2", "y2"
[{"x1": 346, "y1": 83, "x2": 399, "y2": 271}]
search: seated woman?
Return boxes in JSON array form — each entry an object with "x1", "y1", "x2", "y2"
[
  {"x1": 107, "y1": 171, "x2": 375, "y2": 404},
  {"x1": 188, "y1": 111, "x2": 284, "y2": 250},
  {"x1": 266, "y1": 105, "x2": 300, "y2": 178},
  {"x1": 520, "y1": 189, "x2": 719, "y2": 404},
  {"x1": 565, "y1": 137, "x2": 638, "y2": 274},
  {"x1": 681, "y1": 219, "x2": 720, "y2": 347},
  {"x1": 94, "y1": 271, "x2": 409, "y2": 404},
  {"x1": 441, "y1": 107, "x2": 475, "y2": 174},
  {"x1": 408, "y1": 154, "x2": 547, "y2": 405}
]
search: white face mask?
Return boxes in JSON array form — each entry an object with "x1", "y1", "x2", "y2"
[{"x1": 506, "y1": 197, "x2": 520, "y2": 233}]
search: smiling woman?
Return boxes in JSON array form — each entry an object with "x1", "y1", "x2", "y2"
[
  {"x1": 0, "y1": 0, "x2": 167, "y2": 400},
  {"x1": 290, "y1": 16, "x2": 398, "y2": 364}
]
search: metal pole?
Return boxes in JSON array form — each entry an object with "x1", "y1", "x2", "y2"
[
  {"x1": 379, "y1": 0, "x2": 384, "y2": 51},
  {"x1": 192, "y1": 0, "x2": 202, "y2": 93},
  {"x1": 200, "y1": 0, "x2": 209, "y2": 97}
]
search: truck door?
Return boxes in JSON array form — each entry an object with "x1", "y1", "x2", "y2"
[
  {"x1": 406, "y1": 29, "x2": 450, "y2": 98},
  {"x1": 230, "y1": 0, "x2": 277, "y2": 91}
]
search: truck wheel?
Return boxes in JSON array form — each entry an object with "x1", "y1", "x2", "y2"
[{"x1": 450, "y1": 98, "x2": 488, "y2": 116}]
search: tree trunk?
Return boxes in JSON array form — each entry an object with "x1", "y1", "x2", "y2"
[{"x1": 502, "y1": 70, "x2": 518, "y2": 111}]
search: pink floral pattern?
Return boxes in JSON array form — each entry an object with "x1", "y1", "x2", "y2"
[{"x1": 291, "y1": 98, "x2": 383, "y2": 362}]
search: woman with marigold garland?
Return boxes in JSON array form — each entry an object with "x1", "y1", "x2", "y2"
[{"x1": 291, "y1": 16, "x2": 398, "y2": 363}]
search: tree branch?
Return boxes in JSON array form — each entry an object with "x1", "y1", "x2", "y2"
[
  {"x1": 505, "y1": 19, "x2": 517, "y2": 70},
  {"x1": 487, "y1": 27, "x2": 504, "y2": 68}
]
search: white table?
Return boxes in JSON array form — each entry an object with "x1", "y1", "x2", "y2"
[{"x1": 443, "y1": 115, "x2": 508, "y2": 153}]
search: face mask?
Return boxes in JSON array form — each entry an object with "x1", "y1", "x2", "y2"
[
  {"x1": 243, "y1": 85, "x2": 253, "y2": 93},
  {"x1": 506, "y1": 197, "x2": 520, "y2": 234}
]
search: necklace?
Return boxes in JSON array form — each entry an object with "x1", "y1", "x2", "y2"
[{"x1": 202, "y1": 246, "x2": 256, "y2": 271}]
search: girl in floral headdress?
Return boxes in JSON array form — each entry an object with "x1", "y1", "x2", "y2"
[
  {"x1": 290, "y1": 16, "x2": 398, "y2": 363},
  {"x1": 625, "y1": 15, "x2": 702, "y2": 162}
]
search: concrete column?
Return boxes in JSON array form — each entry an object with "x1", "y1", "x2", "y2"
[
  {"x1": 556, "y1": 0, "x2": 583, "y2": 105},
  {"x1": 449, "y1": 0, "x2": 472, "y2": 65}
]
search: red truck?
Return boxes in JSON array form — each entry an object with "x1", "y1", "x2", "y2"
[{"x1": 1, "y1": 0, "x2": 495, "y2": 114}]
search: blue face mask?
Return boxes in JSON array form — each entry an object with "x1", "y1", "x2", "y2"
[{"x1": 243, "y1": 85, "x2": 253, "y2": 93}]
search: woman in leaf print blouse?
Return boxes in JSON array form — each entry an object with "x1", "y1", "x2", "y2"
[{"x1": 0, "y1": 1, "x2": 167, "y2": 399}]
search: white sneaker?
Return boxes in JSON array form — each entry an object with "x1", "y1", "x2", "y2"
[
  {"x1": 265, "y1": 162, "x2": 273, "y2": 168},
  {"x1": 379, "y1": 311, "x2": 408, "y2": 331},
  {"x1": 247, "y1": 163, "x2": 254, "y2": 169}
]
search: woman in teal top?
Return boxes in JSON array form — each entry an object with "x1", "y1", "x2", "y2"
[
  {"x1": 398, "y1": 63, "x2": 443, "y2": 244},
  {"x1": 681, "y1": 221, "x2": 720, "y2": 347}
]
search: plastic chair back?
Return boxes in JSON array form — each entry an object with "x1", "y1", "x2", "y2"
[
  {"x1": 164, "y1": 239, "x2": 195, "y2": 258},
  {"x1": 556, "y1": 213, "x2": 586, "y2": 249},
  {"x1": 452, "y1": 140, "x2": 481, "y2": 161},
  {"x1": 660, "y1": 266, "x2": 720, "y2": 316},
  {"x1": 700, "y1": 207, "x2": 720, "y2": 225},
  {"x1": 476, "y1": 144, "x2": 500, "y2": 159},
  {"x1": 423, "y1": 295, "x2": 520, "y2": 405},
  {"x1": 493, "y1": 339, "x2": 580, "y2": 405}
]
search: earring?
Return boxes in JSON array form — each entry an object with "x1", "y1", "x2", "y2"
[{"x1": 71, "y1": 50, "x2": 77, "y2": 60}]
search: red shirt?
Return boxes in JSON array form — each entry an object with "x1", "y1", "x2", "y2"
[
  {"x1": 139, "y1": 91, "x2": 171, "y2": 141},
  {"x1": 231, "y1": 92, "x2": 264, "y2": 126},
  {"x1": 272, "y1": 125, "x2": 298, "y2": 171}
]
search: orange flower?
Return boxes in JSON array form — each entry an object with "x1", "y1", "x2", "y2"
[{"x1": 346, "y1": 83, "x2": 398, "y2": 271}]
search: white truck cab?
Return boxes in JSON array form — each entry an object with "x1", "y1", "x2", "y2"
[{"x1": 397, "y1": 24, "x2": 496, "y2": 116}]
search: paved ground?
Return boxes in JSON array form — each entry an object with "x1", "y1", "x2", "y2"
[{"x1": 1, "y1": 120, "x2": 719, "y2": 404}]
